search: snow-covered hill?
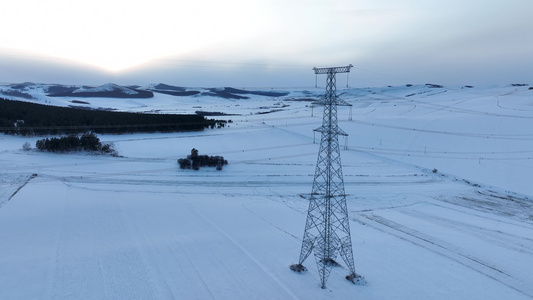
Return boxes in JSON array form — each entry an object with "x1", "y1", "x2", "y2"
[{"x1": 1, "y1": 82, "x2": 532, "y2": 299}]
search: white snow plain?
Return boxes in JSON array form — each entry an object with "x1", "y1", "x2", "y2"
[{"x1": 1, "y1": 84, "x2": 533, "y2": 299}]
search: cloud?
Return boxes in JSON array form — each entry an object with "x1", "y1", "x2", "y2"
[
  {"x1": 2, "y1": 0, "x2": 275, "y2": 71},
  {"x1": 2, "y1": 1, "x2": 533, "y2": 87}
]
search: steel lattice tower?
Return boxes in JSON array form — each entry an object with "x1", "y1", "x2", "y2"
[{"x1": 291, "y1": 65, "x2": 365, "y2": 288}]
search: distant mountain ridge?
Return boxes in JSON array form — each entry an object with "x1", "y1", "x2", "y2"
[
  {"x1": 47, "y1": 83, "x2": 153, "y2": 98},
  {"x1": 0, "y1": 82, "x2": 291, "y2": 101},
  {"x1": 4, "y1": 81, "x2": 532, "y2": 117}
]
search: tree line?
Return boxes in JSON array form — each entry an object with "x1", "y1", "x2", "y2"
[{"x1": 0, "y1": 98, "x2": 226, "y2": 135}]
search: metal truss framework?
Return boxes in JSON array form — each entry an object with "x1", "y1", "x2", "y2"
[{"x1": 291, "y1": 65, "x2": 364, "y2": 288}]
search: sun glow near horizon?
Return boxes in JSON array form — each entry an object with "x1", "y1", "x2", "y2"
[
  {"x1": 3, "y1": 0, "x2": 275, "y2": 72},
  {"x1": 3, "y1": 1, "x2": 533, "y2": 86},
  {"x1": 2, "y1": 0, "x2": 411, "y2": 74}
]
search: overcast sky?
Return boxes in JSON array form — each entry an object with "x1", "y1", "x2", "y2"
[{"x1": 1, "y1": 0, "x2": 532, "y2": 87}]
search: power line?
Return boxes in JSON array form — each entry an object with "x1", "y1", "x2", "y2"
[
  {"x1": 349, "y1": 146, "x2": 533, "y2": 161},
  {"x1": 351, "y1": 120, "x2": 533, "y2": 141},
  {"x1": 151, "y1": 57, "x2": 312, "y2": 71},
  {"x1": 355, "y1": 86, "x2": 533, "y2": 119},
  {"x1": 352, "y1": 66, "x2": 415, "y2": 84}
]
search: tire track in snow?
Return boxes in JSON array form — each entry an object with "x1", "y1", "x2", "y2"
[
  {"x1": 187, "y1": 204, "x2": 300, "y2": 300},
  {"x1": 358, "y1": 213, "x2": 533, "y2": 298},
  {"x1": 429, "y1": 197, "x2": 533, "y2": 231},
  {"x1": 117, "y1": 198, "x2": 259, "y2": 299},
  {"x1": 51, "y1": 189, "x2": 156, "y2": 299},
  {"x1": 242, "y1": 202, "x2": 301, "y2": 241},
  {"x1": 0, "y1": 173, "x2": 37, "y2": 208},
  {"x1": 171, "y1": 241, "x2": 216, "y2": 300},
  {"x1": 93, "y1": 198, "x2": 157, "y2": 299},
  {"x1": 139, "y1": 204, "x2": 217, "y2": 300},
  {"x1": 142, "y1": 226, "x2": 216, "y2": 300},
  {"x1": 398, "y1": 208, "x2": 533, "y2": 255},
  {"x1": 114, "y1": 202, "x2": 177, "y2": 299},
  {"x1": 51, "y1": 174, "x2": 437, "y2": 190},
  {"x1": 52, "y1": 188, "x2": 107, "y2": 299}
]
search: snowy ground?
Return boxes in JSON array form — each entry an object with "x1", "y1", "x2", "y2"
[{"x1": 1, "y1": 84, "x2": 533, "y2": 299}]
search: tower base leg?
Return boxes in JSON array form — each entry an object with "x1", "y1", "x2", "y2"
[
  {"x1": 290, "y1": 264, "x2": 307, "y2": 273},
  {"x1": 346, "y1": 272, "x2": 366, "y2": 285}
]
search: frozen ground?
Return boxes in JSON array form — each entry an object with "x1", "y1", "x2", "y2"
[{"x1": 1, "y1": 84, "x2": 533, "y2": 299}]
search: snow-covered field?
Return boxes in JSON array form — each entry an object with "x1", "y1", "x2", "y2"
[{"x1": 1, "y1": 84, "x2": 533, "y2": 299}]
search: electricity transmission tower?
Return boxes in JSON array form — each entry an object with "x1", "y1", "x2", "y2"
[{"x1": 291, "y1": 64, "x2": 365, "y2": 288}]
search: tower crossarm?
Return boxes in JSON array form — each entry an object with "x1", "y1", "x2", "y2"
[
  {"x1": 314, "y1": 125, "x2": 348, "y2": 136},
  {"x1": 314, "y1": 96, "x2": 352, "y2": 107},
  {"x1": 313, "y1": 64, "x2": 353, "y2": 74}
]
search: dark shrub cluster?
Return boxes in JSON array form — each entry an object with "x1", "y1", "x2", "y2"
[
  {"x1": 202, "y1": 87, "x2": 289, "y2": 100},
  {"x1": 35, "y1": 132, "x2": 115, "y2": 154},
  {"x1": 425, "y1": 83, "x2": 443, "y2": 88},
  {"x1": 178, "y1": 148, "x2": 228, "y2": 170}
]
